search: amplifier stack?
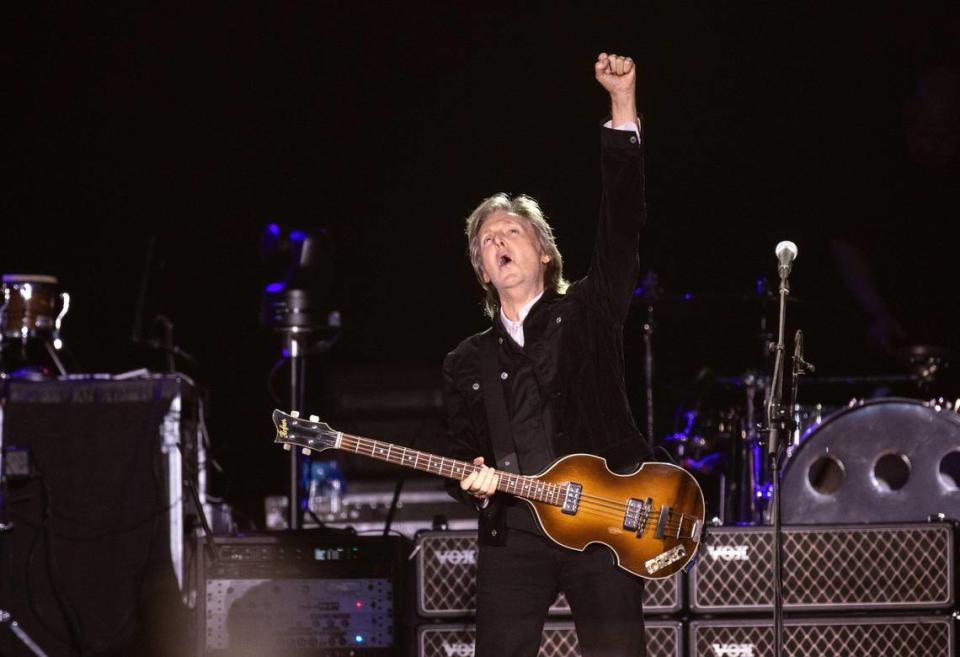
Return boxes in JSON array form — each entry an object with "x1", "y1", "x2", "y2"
[
  {"x1": 411, "y1": 523, "x2": 957, "y2": 657},
  {"x1": 413, "y1": 530, "x2": 685, "y2": 657},
  {"x1": 687, "y1": 522, "x2": 956, "y2": 657}
]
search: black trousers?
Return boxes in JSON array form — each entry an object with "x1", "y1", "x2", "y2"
[{"x1": 476, "y1": 529, "x2": 645, "y2": 657}]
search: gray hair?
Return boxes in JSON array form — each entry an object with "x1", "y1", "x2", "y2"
[{"x1": 464, "y1": 193, "x2": 569, "y2": 318}]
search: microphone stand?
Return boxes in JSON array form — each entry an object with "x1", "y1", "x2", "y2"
[
  {"x1": 764, "y1": 256, "x2": 791, "y2": 657},
  {"x1": 637, "y1": 270, "x2": 661, "y2": 449}
]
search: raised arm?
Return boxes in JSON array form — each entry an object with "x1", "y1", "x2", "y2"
[{"x1": 585, "y1": 52, "x2": 646, "y2": 321}]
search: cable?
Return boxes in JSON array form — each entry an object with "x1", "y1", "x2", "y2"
[
  {"x1": 266, "y1": 357, "x2": 288, "y2": 407},
  {"x1": 20, "y1": 473, "x2": 83, "y2": 656}
]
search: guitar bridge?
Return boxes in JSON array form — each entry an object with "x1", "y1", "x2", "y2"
[
  {"x1": 561, "y1": 483, "x2": 582, "y2": 515},
  {"x1": 624, "y1": 497, "x2": 651, "y2": 533}
]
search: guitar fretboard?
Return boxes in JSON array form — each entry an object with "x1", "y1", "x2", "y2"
[{"x1": 339, "y1": 433, "x2": 565, "y2": 505}]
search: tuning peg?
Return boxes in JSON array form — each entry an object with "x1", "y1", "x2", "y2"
[
  {"x1": 290, "y1": 410, "x2": 300, "y2": 418},
  {"x1": 301, "y1": 447, "x2": 311, "y2": 455},
  {"x1": 283, "y1": 444, "x2": 292, "y2": 451},
  {"x1": 309, "y1": 414, "x2": 319, "y2": 422}
]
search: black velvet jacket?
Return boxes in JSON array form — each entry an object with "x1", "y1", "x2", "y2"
[{"x1": 441, "y1": 125, "x2": 654, "y2": 544}]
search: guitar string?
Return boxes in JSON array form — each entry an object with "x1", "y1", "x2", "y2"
[
  {"x1": 576, "y1": 501, "x2": 691, "y2": 536},
  {"x1": 568, "y1": 506, "x2": 692, "y2": 538},
  {"x1": 328, "y1": 435, "x2": 694, "y2": 534}
]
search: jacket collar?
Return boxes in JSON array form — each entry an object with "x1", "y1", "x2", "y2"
[{"x1": 491, "y1": 288, "x2": 561, "y2": 335}]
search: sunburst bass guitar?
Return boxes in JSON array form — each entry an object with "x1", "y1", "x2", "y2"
[{"x1": 271, "y1": 409, "x2": 705, "y2": 579}]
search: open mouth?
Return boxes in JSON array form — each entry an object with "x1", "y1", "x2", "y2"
[{"x1": 498, "y1": 254, "x2": 512, "y2": 267}]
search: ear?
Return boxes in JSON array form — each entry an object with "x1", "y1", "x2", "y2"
[
  {"x1": 481, "y1": 267, "x2": 491, "y2": 283},
  {"x1": 541, "y1": 255, "x2": 551, "y2": 264}
]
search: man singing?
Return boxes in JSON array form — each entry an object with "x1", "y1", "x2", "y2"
[{"x1": 442, "y1": 53, "x2": 654, "y2": 657}]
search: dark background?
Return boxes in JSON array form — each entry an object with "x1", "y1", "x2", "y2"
[{"x1": 5, "y1": 2, "x2": 959, "y2": 525}]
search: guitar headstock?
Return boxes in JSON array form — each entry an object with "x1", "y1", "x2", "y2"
[{"x1": 272, "y1": 409, "x2": 341, "y2": 454}]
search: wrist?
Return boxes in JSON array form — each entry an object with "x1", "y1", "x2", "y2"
[{"x1": 610, "y1": 94, "x2": 637, "y2": 126}]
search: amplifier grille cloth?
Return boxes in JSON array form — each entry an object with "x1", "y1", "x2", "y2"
[
  {"x1": 692, "y1": 524, "x2": 953, "y2": 611},
  {"x1": 417, "y1": 531, "x2": 680, "y2": 616},
  {"x1": 691, "y1": 617, "x2": 953, "y2": 657},
  {"x1": 419, "y1": 621, "x2": 681, "y2": 657}
]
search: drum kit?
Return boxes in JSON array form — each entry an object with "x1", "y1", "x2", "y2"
[
  {"x1": 0, "y1": 274, "x2": 71, "y2": 378},
  {"x1": 641, "y1": 277, "x2": 960, "y2": 527}
]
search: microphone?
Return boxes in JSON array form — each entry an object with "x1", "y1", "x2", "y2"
[
  {"x1": 793, "y1": 329, "x2": 815, "y2": 373},
  {"x1": 775, "y1": 240, "x2": 798, "y2": 278}
]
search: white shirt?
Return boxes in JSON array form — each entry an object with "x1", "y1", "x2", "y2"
[{"x1": 499, "y1": 291, "x2": 544, "y2": 347}]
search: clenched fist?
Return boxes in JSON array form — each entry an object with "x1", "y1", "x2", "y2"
[{"x1": 595, "y1": 52, "x2": 637, "y2": 126}]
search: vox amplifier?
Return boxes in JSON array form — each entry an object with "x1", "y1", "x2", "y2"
[
  {"x1": 689, "y1": 523, "x2": 955, "y2": 613},
  {"x1": 689, "y1": 615, "x2": 954, "y2": 657},
  {"x1": 415, "y1": 530, "x2": 682, "y2": 617},
  {"x1": 418, "y1": 620, "x2": 682, "y2": 657}
]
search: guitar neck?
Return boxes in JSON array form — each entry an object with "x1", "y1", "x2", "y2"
[{"x1": 336, "y1": 433, "x2": 564, "y2": 505}]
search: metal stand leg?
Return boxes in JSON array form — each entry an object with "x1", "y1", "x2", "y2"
[
  {"x1": 643, "y1": 304, "x2": 655, "y2": 447},
  {"x1": 42, "y1": 341, "x2": 67, "y2": 377},
  {"x1": 287, "y1": 333, "x2": 307, "y2": 530},
  {"x1": 0, "y1": 612, "x2": 51, "y2": 657}
]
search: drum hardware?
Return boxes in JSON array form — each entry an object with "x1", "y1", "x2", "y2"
[
  {"x1": 128, "y1": 315, "x2": 198, "y2": 374},
  {"x1": 781, "y1": 398, "x2": 960, "y2": 524},
  {"x1": 897, "y1": 344, "x2": 950, "y2": 389},
  {"x1": 127, "y1": 237, "x2": 195, "y2": 373},
  {"x1": 0, "y1": 274, "x2": 71, "y2": 378}
]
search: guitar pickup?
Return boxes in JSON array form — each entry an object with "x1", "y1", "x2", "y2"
[
  {"x1": 654, "y1": 505, "x2": 671, "y2": 540},
  {"x1": 624, "y1": 497, "x2": 651, "y2": 533},
  {"x1": 561, "y1": 482, "x2": 582, "y2": 515}
]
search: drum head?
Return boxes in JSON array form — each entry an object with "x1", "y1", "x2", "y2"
[
  {"x1": 2, "y1": 273, "x2": 59, "y2": 285},
  {"x1": 781, "y1": 398, "x2": 960, "y2": 524}
]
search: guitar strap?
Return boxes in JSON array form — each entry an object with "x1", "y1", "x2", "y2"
[{"x1": 479, "y1": 328, "x2": 520, "y2": 474}]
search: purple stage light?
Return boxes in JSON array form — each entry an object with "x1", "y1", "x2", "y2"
[
  {"x1": 289, "y1": 230, "x2": 307, "y2": 241},
  {"x1": 265, "y1": 281, "x2": 285, "y2": 293},
  {"x1": 684, "y1": 453, "x2": 722, "y2": 471},
  {"x1": 267, "y1": 223, "x2": 280, "y2": 236}
]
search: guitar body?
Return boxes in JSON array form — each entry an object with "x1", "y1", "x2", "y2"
[{"x1": 521, "y1": 454, "x2": 705, "y2": 579}]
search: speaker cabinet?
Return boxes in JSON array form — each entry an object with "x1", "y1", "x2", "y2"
[
  {"x1": 415, "y1": 530, "x2": 682, "y2": 617},
  {"x1": 0, "y1": 376, "x2": 198, "y2": 657},
  {"x1": 418, "y1": 620, "x2": 682, "y2": 657},
  {"x1": 689, "y1": 615, "x2": 955, "y2": 657},
  {"x1": 690, "y1": 523, "x2": 954, "y2": 613}
]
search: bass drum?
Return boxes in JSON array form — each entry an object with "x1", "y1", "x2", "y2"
[{"x1": 781, "y1": 398, "x2": 960, "y2": 524}]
